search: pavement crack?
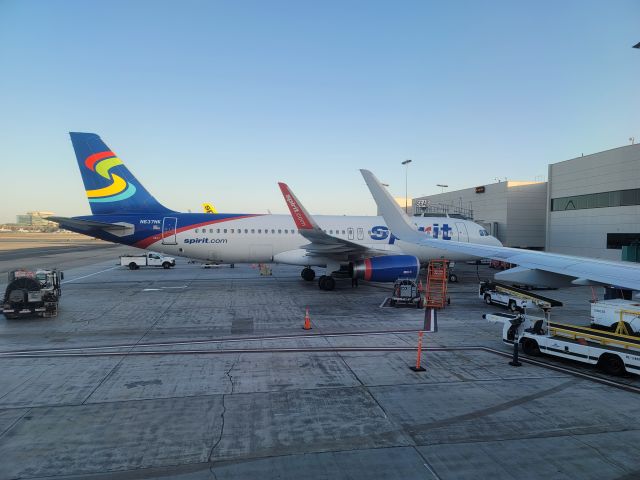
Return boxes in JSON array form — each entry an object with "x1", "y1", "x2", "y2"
[
  {"x1": 572, "y1": 435, "x2": 629, "y2": 474},
  {"x1": 208, "y1": 355, "x2": 239, "y2": 463}
]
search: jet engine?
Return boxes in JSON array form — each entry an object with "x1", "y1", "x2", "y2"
[{"x1": 351, "y1": 255, "x2": 420, "y2": 282}]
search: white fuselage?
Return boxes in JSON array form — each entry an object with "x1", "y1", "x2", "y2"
[{"x1": 145, "y1": 214, "x2": 501, "y2": 266}]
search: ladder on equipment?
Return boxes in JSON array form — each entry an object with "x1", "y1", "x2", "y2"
[{"x1": 425, "y1": 259, "x2": 449, "y2": 308}]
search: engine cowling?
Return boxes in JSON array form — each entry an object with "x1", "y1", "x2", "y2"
[{"x1": 351, "y1": 255, "x2": 420, "y2": 282}]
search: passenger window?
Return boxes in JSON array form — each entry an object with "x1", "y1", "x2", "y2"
[
  {"x1": 342, "y1": 230, "x2": 345, "y2": 235},
  {"x1": 223, "y1": 229, "x2": 227, "y2": 233},
  {"x1": 195, "y1": 229, "x2": 199, "y2": 233},
  {"x1": 284, "y1": 229, "x2": 288, "y2": 234},
  {"x1": 217, "y1": 229, "x2": 220, "y2": 234},
  {"x1": 251, "y1": 229, "x2": 255, "y2": 234},
  {"x1": 329, "y1": 230, "x2": 333, "y2": 234},
  {"x1": 278, "y1": 229, "x2": 282, "y2": 234},
  {"x1": 209, "y1": 229, "x2": 213, "y2": 233},
  {"x1": 230, "y1": 229, "x2": 234, "y2": 233},
  {"x1": 271, "y1": 229, "x2": 275, "y2": 234},
  {"x1": 258, "y1": 229, "x2": 261, "y2": 233}
]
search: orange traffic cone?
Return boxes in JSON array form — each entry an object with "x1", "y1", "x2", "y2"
[{"x1": 303, "y1": 307, "x2": 312, "y2": 330}]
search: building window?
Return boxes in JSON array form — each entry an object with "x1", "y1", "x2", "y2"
[
  {"x1": 607, "y1": 233, "x2": 640, "y2": 250},
  {"x1": 551, "y1": 188, "x2": 640, "y2": 211}
]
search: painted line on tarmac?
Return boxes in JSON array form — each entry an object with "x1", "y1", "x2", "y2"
[
  {"x1": 62, "y1": 266, "x2": 120, "y2": 284},
  {"x1": 0, "y1": 329, "x2": 424, "y2": 355},
  {"x1": 2, "y1": 344, "x2": 638, "y2": 395}
]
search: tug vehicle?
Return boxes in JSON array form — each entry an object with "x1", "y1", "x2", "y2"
[{"x1": 2, "y1": 269, "x2": 63, "y2": 319}]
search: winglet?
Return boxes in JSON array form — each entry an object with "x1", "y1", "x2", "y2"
[
  {"x1": 278, "y1": 182, "x2": 319, "y2": 230},
  {"x1": 360, "y1": 169, "x2": 422, "y2": 243}
]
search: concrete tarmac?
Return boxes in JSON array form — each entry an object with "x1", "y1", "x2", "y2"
[{"x1": 0, "y1": 248, "x2": 639, "y2": 479}]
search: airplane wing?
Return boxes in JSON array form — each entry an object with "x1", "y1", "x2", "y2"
[
  {"x1": 277, "y1": 182, "x2": 385, "y2": 258},
  {"x1": 360, "y1": 169, "x2": 640, "y2": 291}
]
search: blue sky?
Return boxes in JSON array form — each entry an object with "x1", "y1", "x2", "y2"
[{"x1": 0, "y1": 0, "x2": 638, "y2": 222}]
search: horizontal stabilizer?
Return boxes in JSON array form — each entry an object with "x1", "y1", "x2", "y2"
[{"x1": 47, "y1": 216, "x2": 134, "y2": 236}]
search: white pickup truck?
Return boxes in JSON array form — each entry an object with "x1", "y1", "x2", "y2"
[
  {"x1": 120, "y1": 252, "x2": 176, "y2": 270},
  {"x1": 479, "y1": 282, "x2": 531, "y2": 312}
]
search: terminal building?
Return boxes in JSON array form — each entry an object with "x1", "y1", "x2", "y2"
[
  {"x1": 412, "y1": 181, "x2": 547, "y2": 249},
  {"x1": 412, "y1": 143, "x2": 640, "y2": 259},
  {"x1": 546, "y1": 144, "x2": 640, "y2": 260}
]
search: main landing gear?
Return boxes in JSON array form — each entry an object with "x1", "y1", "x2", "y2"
[
  {"x1": 318, "y1": 275, "x2": 336, "y2": 291},
  {"x1": 301, "y1": 267, "x2": 316, "y2": 281}
]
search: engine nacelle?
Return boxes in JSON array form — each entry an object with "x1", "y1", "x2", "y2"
[{"x1": 351, "y1": 255, "x2": 420, "y2": 283}]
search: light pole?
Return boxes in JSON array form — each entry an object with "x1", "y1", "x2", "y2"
[
  {"x1": 436, "y1": 184, "x2": 448, "y2": 194},
  {"x1": 402, "y1": 159, "x2": 412, "y2": 214}
]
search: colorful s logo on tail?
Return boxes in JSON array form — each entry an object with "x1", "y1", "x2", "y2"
[
  {"x1": 70, "y1": 132, "x2": 174, "y2": 215},
  {"x1": 84, "y1": 151, "x2": 137, "y2": 203}
]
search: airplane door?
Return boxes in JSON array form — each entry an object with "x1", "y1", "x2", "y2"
[
  {"x1": 162, "y1": 217, "x2": 178, "y2": 245},
  {"x1": 347, "y1": 228, "x2": 354, "y2": 240},
  {"x1": 455, "y1": 222, "x2": 469, "y2": 242},
  {"x1": 357, "y1": 228, "x2": 364, "y2": 240}
]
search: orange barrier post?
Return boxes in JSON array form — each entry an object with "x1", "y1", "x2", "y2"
[
  {"x1": 410, "y1": 331, "x2": 426, "y2": 372},
  {"x1": 303, "y1": 307, "x2": 312, "y2": 330}
]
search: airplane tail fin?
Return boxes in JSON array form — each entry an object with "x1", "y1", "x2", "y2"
[{"x1": 69, "y1": 132, "x2": 174, "y2": 215}]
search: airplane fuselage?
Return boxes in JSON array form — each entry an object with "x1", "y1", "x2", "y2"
[{"x1": 68, "y1": 212, "x2": 498, "y2": 266}]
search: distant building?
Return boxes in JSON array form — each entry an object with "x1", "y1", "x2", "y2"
[
  {"x1": 16, "y1": 211, "x2": 57, "y2": 228},
  {"x1": 412, "y1": 181, "x2": 547, "y2": 249}
]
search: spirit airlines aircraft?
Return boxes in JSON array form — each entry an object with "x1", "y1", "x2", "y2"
[
  {"x1": 361, "y1": 169, "x2": 640, "y2": 293},
  {"x1": 50, "y1": 133, "x2": 501, "y2": 290}
]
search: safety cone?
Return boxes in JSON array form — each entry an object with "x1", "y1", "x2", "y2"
[{"x1": 303, "y1": 307, "x2": 312, "y2": 330}]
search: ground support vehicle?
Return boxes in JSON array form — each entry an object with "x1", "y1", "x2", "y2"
[
  {"x1": 120, "y1": 252, "x2": 176, "y2": 270},
  {"x1": 2, "y1": 269, "x2": 63, "y2": 319},
  {"x1": 389, "y1": 278, "x2": 423, "y2": 308},
  {"x1": 590, "y1": 299, "x2": 640, "y2": 335},
  {"x1": 485, "y1": 311, "x2": 640, "y2": 376},
  {"x1": 479, "y1": 281, "x2": 563, "y2": 312}
]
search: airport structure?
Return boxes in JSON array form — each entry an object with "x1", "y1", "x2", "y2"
[
  {"x1": 15, "y1": 211, "x2": 57, "y2": 228},
  {"x1": 546, "y1": 143, "x2": 640, "y2": 260},
  {"x1": 412, "y1": 181, "x2": 547, "y2": 249},
  {"x1": 413, "y1": 143, "x2": 640, "y2": 259}
]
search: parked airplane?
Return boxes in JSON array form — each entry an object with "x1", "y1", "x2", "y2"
[
  {"x1": 361, "y1": 169, "x2": 640, "y2": 293},
  {"x1": 49, "y1": 132, "x2": 501, "y2": 290}
]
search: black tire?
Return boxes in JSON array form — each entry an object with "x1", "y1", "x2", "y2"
[
  {"x1": 521, "y1": 338, "x2": 540, "y2": 356},
  {"x1": 599, "y1": 354, "x2": 625, "y2": 376},
  {"x1": 162, "y1": 262, "x2": 171, "y2": 269},
  {"x1": 484, "y1": 294, "x2": 492, "y2": 305},
  {"x1": 128, "y1": 262, "x2": 137, "y2": 270},
  {"x1": 449, "y1": 273, "x2": 458, "y2": 283},
  {"x1": 508, "y1": 300, "x2": 518, "y2": 312},
  {"x1": 301, "y1": 268, "x2": 315, "y2": 281},
  {"x1": 318, "y1": 276, "x2": 327, "y2": 290},
  {"x1": 324, "y1": 276, "x2": 335, "y2": 291}
]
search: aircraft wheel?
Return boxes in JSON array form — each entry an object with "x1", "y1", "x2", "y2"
[
  {"x1": 324, "y1": 276, "x2": 335, "y2": 291},
  {"x1": 301, "y1": 268, "x2": 316, "y2": 281},
  {"x1": 508, "y1": 300, "x2": 518, "y2": 312}
]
